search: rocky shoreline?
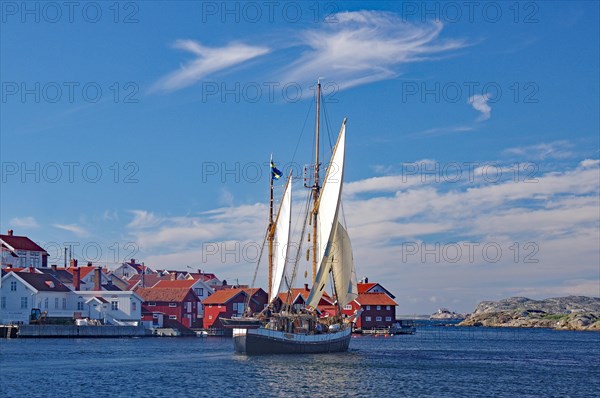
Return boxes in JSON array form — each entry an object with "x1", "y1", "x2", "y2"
[{"x1": 458, "y1": 296, "x2": 600, "y2": 331}]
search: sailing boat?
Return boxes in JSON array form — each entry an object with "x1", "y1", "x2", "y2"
[{"x1": 227, "y1": 81, "x2": 358, "y2": 355}]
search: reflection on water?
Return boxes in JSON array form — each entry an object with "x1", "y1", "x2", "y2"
[{"x1": 1, "y1": 327, "x2": 598, "y2": 397}]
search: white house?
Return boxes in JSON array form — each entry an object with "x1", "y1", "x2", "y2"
[
  {"x1": 0, "y1": 270, "x2": 142, "y2": 325},
  {"x1": 74, "y1": 291, "x2": 143, "y2": 325},
  {"x1": 0, "y1": 270, "x2": 75, "y2": 324},
  {"x1": 111, "y1": 259, "x2": 147, "y2": 280},
  {"x1": 0, "y1": 230, "x2": 48, "y2": 269}
]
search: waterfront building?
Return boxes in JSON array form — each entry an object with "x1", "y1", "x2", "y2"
[{"x1": 0, "y1": 230, "x2": 48, "y2": 269}]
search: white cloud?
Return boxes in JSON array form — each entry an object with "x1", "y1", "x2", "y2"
[
  {"x1": 468, "y1": 93, "x2": 491, "y2": 121},
  {"x1": 282, "y1": 11, "x2": 468, "y2": 90},
  {"x1": 504, "y1": 140, "x2": 576, "y2": 160},
  {"x1": 580, "y1": 159, "x2": 599, "y2": 168},
  {"x1": 152, "y1": 40, "x2": 270, "y2": 92},
  {"x1": 127, "y1": 210, "x2": 163, "y2": 229},
  {"x1": 9, "y1": 216, "x2": 39, "y2": 229},
  {"x1": 124, "y1": 152, "x2": 599, "y2": 313},
  {"x1": 53, "y1": 224, "x2": 89, "y2": 237}
]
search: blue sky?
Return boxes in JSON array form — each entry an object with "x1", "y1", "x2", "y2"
[{"x1": 1, "y1": 1, "x2": 599, "y2": 313}]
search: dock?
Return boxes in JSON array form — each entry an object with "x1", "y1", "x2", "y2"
[{"x1": 17, "y1": 325, "x2": 149, "y2": 338}]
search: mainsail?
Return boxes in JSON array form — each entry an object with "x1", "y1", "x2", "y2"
[
  {"x1": 270, "y1": 174, "x2": 292, "y2": 300},
  {"x1": 330, "y1": 222, "x2": 358, "y2": 307},
  {"x1": 305, "y1": 121, "x2": 346, "y2": 309}
]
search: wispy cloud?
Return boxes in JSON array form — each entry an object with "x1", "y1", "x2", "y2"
[
  {"x1": 152, "y1": 40, "x2": 270, "y2": 92},
  {"x1": 127, "y1": 210, "x2": 163, "y2": 229},
  {"x1": 282, "y1": 11, "x2": 468, "y2": 90},
  {"x1": 53, "y1": 223, "x2": 89, "y2": 237},
  {"x1": 503, "y1": 140, "x2": 576, "y2": 160},
  {"x1": 468, "y1": 93, "x2": 491, "y2": 121},
  {"x1": 9, "y1": 216, "x2": 39, "y2": 229}
]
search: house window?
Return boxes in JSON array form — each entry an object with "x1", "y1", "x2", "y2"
[
  {"x1": 169, "y1": 303, "x2": 177, "y2": 308},
  {"x1": 376, "y1": 305, "x2": 381, "y2": 310},
  {"x1": 148, "y1": 302, "x2": 156, "y2": 307},
  {"x1": 152, "y1": 314, "x2": 159, "y2": 319},
  {"x1": 62, "y1": 298, "x2": 67, "y2": 310},
  {"x1": 77, "y1": 301, "x2": 84, "y2": 311},
  {"x1": 365, "y1": 316, "x2": 371, "y2": 322},
  {"x1": 386, "y1": 316, "x2": 392, "y2": 321},
  {"x1": 169, "y1": 315, "x2": 177, "y2": 320},
  {"x1": 44, "y1": 298, "x2": 48, "y2": 309},
  {"x1": 217, "y1": 304, "x2": 221, "y2": 308},
  {"x1": 1, "y1": 297, "x2": 6, "y2": 309},
  {"x1": 386, "y1": 305, "x2": 390, "y2": 310},
  {"x1": 10, "y1": 281, "x2": 17, "y2": 291},
  {"x1": 366, "y1": 305, "x2": 371, "y2": 310},
  {"x1": 344, "y1": 304, "x2": 352, "y2": 310},
  {"x1": 131, "y1": 302, "x2": 137, "y2": 311},
  {"x1": 208, "y1": 315, "x2": 212, "y2": 320},
  {"x1": 111, "y1": 301, "x2": 119, "y2": 311},
  {"x1": 55, "y1": 298, "x2": 59, "y2": 309},
  {"x1": 195, "y1": 288, "x2": 204, "y2": 296},
  {"x1": 376, "y1": 316, "x2": 382, "y2": 322},
  {"x1": 21, "y1": 297, "x2": 28, "y2": 309}
]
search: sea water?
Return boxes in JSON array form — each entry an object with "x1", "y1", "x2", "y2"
[{"x1": 1, "y1": 326, "x2": 598, "y2": 397}]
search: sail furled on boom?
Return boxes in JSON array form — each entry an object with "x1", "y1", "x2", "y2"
[
  {"x1": 306, "y1": 121, "x2": 346, "y2": 309},
  {"x1": 271, "y1": 174, "x2": 292, "y2": 300},
  {"x1": 330, "y1": 221, "x2": 358, "y2": 308}
]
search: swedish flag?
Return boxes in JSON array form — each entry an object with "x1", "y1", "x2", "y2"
[{"x1": 271, "y1": 161, "x2": 283, "y2": 180}]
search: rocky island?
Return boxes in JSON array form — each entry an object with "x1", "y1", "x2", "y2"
[{"x1": 459, "y1": 296, "x2": 600, "y2": 331}]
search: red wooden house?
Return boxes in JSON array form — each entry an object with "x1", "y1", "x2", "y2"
[
  {"x1": 342, "y1": 292, "x2": 397, "y2": 330},
  {"x1": 135, "y1": 287, "x2": 201, "y2": 329},
  {"x1": 203, "y1": 288, "x2": 267, "y2": 330}
]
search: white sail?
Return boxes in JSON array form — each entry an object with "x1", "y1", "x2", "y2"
[
  {"x1": 330, "y1": 222, "x2": 358, "y2": 308},
  {"x1": 271, "y1": 174, "x2": 292, "y2": 300},
  {"x1": 306, "y1": 121, "x2": 346, "y2": 308}
]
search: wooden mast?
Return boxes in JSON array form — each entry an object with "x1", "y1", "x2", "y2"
[
  {"x1": 312, "y1": 81, "x2": 321, "y2": 284},
  {"x1": 268, "y1": 154, "x2": 275, "y2": 300}
]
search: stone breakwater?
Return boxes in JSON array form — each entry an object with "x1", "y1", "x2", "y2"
[{"x1": 459, "y1": 296, "x2": 600, "y2": 331}]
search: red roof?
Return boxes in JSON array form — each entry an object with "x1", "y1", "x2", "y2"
[
  {"x1": 154, "y1": 279, "x2": 197, "y2": 289},
  {"x1": 356, "y1": 293, "x2": 397, "y2": 306},
  {"x1": 127, "y1": 274, "x2": 169, "y2": 289},
  {"x1": 135, "y1": 287, "x2": 197, "y2": 302},
  {"x1": 186, "y1": 272, "x2": 219, "y2": 282},
  {"x1": 201, "y1": 288, "x2": 267, "y2": 305},
  {"x1": 357, "y1": 282, "x2": 377, "y2": 294},
  {"x1": 0, "y1": 234, "x2": 48, "y2": 254},
  {"x1": 277, "y1": 287, "x2": 310, "y2": 303},
  {"x1": 66, "y1": 266, "x2": 97, "y2": 279}
]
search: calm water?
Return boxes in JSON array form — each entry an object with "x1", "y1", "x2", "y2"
[{"x1": 1, "y1": 326, "x2": 599, "y2": 397}]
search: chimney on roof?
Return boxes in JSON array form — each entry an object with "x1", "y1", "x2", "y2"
[
  {"x1": 73, "y1": 268, "x2": 81, "y2": 291},
  {"x1": 94, "y1": 267, "x2": 102, "y2": 291},
  {"x1": 87, "y1": 262, "x2": 92, "y2": 267},
  {"x1": 51, "y1": 264, "x2": 57, "y2": 271},
  {"x1": 29, "y1": 266, "x2": 35, "y2": 273},
  {"x1": 198, "y1": 269, "x2": 202, "y2": 274},
  {"x1": 70, "y1": 259, "x2": 78, "y2": 268},
  {"x1": 222, "y1": 280, "x2": 227, "y2": 286},
  {"x1": 170, "y1": 272, "x2": 177, "y2": 281},
  {"x1": 6, "y1": 264, "x2": 12, "y2": 269},
  {"x1": 130, "y1": 259, "x2": 135, "y2": 265},
  {"x1": 304, "y1": 283, "x2": 309, "y2": 291},
  {"x1": 7, "y1": 229, "x2": 13, "y2": 236}
]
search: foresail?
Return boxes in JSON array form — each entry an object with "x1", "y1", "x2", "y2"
[
  {"x1": 306, "y1": 121, "x2": 346, "y2": 309},
  {"x1": 330, "y1": 222, "x2": 358, "y2": 308},
  {"x1": 271, "y1": 174, "x2": 292, "y2": 300}
]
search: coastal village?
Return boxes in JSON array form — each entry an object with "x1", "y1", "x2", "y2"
[{"x1": 0, "y1": 229, "x2": 401, "y2": 337}]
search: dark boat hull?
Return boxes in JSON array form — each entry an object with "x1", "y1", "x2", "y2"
[{"x1": 233, "y1": 327, "x2": 351, "y2": 355}]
